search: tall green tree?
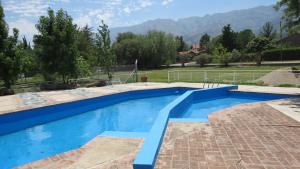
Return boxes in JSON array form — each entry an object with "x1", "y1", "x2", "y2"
[
  {"x1": 213, "y1": 44, "x2": 231, "y2": 67},
  {"x1": 34, "y1": 8, "x2": 80, "y2": 83},
  {"x1": 175, "y1": 36, "x2": 188, "y2": 52},
  {"x1": 17, "y1": 36, "x2": 37, "y2": 80},
  {"x1": 77, "y1": 25, "x2": 97, "y2": 67},
  {"x1": 96, "y1": 20, "x2": 116, "y2": 80},
  {"x1": 236, "y1": 29, "x2": 255, "y2": 50},
  {"x1": 275, "y1": 0, "x2": 300, "y2": 29},
  {"x1": 199, "y1": 33, "x2": 210, "y2": 47},
  {"x1": 260, "y1": 22, "x2": 277, "y2": 40},
  {"x1": 0, "y1": 4, "x2": 20, "y2": 91},
  {"x1": 221, "y1": 24, "x2": 237, "y2": 52},
  {"x1": 113, "y1": 31, "x2": 177, "y2": 69},
  {"x1": 247, "y1": 37, "x2": 273, "y2": 66},
  {"x1": 116, "y1": 32, "x2": 137, "y2": 43}
]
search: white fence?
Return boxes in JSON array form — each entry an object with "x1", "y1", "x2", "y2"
[{"x1": 168, "y1": 70, "x2": 300, "y2": 86}]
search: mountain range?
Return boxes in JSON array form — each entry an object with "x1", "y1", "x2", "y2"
[{"x1": 110, "y1": 6, "x2": 283, "y2": 44}]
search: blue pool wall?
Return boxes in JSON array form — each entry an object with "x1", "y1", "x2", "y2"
[
  {"x1": 133, "y1": 85, "x2": 238, "y2": 169},
  {"x1": 0, "y1": 87, "x2": 193, "y2": 136}
]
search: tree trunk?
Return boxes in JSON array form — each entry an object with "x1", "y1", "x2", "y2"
[{"x1": 256, "y1": 54, "x2": 262, "y2": 66}]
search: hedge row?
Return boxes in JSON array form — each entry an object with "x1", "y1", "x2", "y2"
[{"x1": 262, "y1": 48, "x2": 300, "y2": 61}]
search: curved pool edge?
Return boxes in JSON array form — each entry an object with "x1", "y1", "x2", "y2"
[
  {"x1": 0, "y1": 87, "x2": 194, "y2": 136},
  {"x1": 133, "y1": 85, "x2": 238, "y2": 169}
]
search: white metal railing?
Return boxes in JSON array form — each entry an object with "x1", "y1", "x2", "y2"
[{"x1": 168, "y1": 70, "x2": 300, "y2": 86}]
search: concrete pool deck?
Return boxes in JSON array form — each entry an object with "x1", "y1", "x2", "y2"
[{"x1": 0, "y1": 83, "x2": 299, "y2": 169}]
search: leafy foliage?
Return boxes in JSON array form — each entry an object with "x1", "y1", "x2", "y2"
[
  {"x1": 0, "y1": 4, "x2": 20, "y2": 89},
  {"x1": 275, "y1": 0, "x2": 300, "y2": 29},
  {"x1": 96, "y1": 20, "x2": 116, "y2": 80},
  {"x1": 221, "y1": 24, "x2": 237, "y2": 52},
  {"x1": 213, "y1": 44, "x2": 231, "y2": 66},
  {"x1": 77, "y1": 25, "x2": 97, "y2": 67},
  {"x1": 247, "y1": 37, "x2": 274, "y2": 65},
  {"x1": 17, "y1": 37, "x2": 37, "y2": 78},
  {"x1": 236, "y1": 29, "x2": 255, "y2": 50},
  {"x1": 175, "y1": 36, "x2": 188, "y2": 52},
  {"x1": 260, "y1": 22, "x2": 277, "y2": 40},
  {"x1": 199, "y1": 33, "x2": 210, "y2": 47},
  {"x1": 113, "y1": 31, "x2": 177, "y2": 69},
  {"x1": 262, "y1": 47, "x2": 300, "y2": 61},
  {"x1": 194, "y1": 54, "x2": 212, "y2": 67},
  {"x1": 176, "y1": 54, "x2": 192, "y2": 67},
  {"x1": 34, "y1": 9, "x2": 80, "y2": 83}
]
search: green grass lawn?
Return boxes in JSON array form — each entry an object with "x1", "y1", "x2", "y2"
[
  {"x1": 139, "y1": 65, "x2": 287, "y2": 83},
  {"x1": 1, "y1": 65, "x2": 298, "y2": 93}
]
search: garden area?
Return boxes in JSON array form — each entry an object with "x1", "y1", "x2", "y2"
[{"x1": 0, "y1": 0, "x2": 300, "y2": 95}]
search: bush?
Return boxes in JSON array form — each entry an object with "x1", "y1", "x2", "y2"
[
  {"x1": 262, "y1": 47, "x2": 300, "y2": 61},
  {"x1": 230, "y1": 49, "x2": 242, "y2": 62},
  {"x1": 194, "y1": 54, "x2": 212, "y2": 67},
  {"x1": 176, "y1": 54, "x2": 193, "y2": 67}
]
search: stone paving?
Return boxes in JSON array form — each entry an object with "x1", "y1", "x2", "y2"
[
  {"x1": 155, "y1": 103, "x2": 300, "y2": 169},
  {"x1": 17, "y1": 137, "x2": 143, "y2": 169}
]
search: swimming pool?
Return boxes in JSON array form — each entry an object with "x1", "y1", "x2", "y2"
[
  {"x1": 0, "y1": 86, "x2": 293, "y2": 169},
  {"x1": 0, "y1": 87, "x2": 192, "y2": 169},
  {"x1": 171, "y1": 91, "x2": 291, "y2": 121}
]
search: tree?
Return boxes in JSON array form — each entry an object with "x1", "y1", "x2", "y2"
[
  {"x1": 34, "y1": 9, "x2": 80, "y2": 83},
  {"x1": 0, "y1": 4, "x2": 20, "y2": 92},
  {"x1": 236, "y1": 29, "x2": 255, "y2": 50},
  {"x1": 116, "y1": 32, "x2": 137, "y2": 43},
  {"x1": 17, "y1": 36, "x2": 37, "y2": 80},
  {"x1": 289, "y1": 23, "x2": 300, "y2": 34},
  {"x1": 221, "y1": 24, "x2": 237, "y2": 51},
  {"x1": 177, "y1": 54, "x2": 192, "y2": 67},
  {"x1": 176, "y1": 36, "x2": 188, "y2": 52},
  {"x1": 247, "y1": 37, "x2": 273, "y2": 66},
  {"x1": 96, "y1": 20, "x2": 116, "y2": 80},
  {"x1": 213, "y1": 44, "x2": 231, "y2": 67},
  {"x1": 77, "y1": 25, "x2": 97, "y2": 67},
  {"x1": 199, "y1": 33, "x2": 210, "y2": 47},
  {"x1": 260, "y1": 22, "x2": 277, "y2": 40},
  {"x1": 113, "y1": 31, "x2": 178, "y2": 69},
  {"x1": 275, "y1": 0, "x2": 300, "y2": 29},
  {"x1": 194, "y1": 54, "x2": 212, "y2": 67}
]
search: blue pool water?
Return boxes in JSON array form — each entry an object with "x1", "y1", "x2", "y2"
[
  {"x1": 0, "y1": 93, "x2": 180, "y2": 169},
  {"x1": 180, "y1": 97, "x2": 266, "y2": 120}
]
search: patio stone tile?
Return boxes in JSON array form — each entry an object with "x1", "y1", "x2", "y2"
[{"x1": 155, "y1": 103, "x2": 300, "y2": 169}]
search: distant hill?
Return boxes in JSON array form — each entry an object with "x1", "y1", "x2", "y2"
[{"x1": 111, "y1": 6, "x2": 282, "y2": 44}]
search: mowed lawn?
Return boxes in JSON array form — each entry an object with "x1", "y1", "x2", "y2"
[
  {"x1": 1, "y1": 65, "x2": 298, "y2": 93},
  {"x1": 140, "y1": 65, "x2": 289, "y2": 83}
]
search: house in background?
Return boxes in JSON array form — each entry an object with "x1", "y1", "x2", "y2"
[{"x1": 177, "y1": 44, "x2": 206, "y2": 56}]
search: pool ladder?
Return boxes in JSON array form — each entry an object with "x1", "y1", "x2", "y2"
[{"x1": 203, "y1": 80, "x2": 220, "y2": 88}]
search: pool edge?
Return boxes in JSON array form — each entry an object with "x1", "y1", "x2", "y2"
[{"x1": 133, "y1": 85, "x2": 238, "y2": 169}]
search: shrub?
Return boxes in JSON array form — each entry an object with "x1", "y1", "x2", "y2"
[
  {"x1": 176, "y1": 54, "x2": 193, "y2": 67},
  {"x1": 230, "y1": 49, "x2": 242, "y2": 62},
  {"x1": 194, "y1": 54, "x2": 212, "y2": 67},
  {"x1": 262, "y1": 47, "x2": 300, "y2": 61}
]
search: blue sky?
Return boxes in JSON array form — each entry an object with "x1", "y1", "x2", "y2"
[{"x1": 2, "y1": 0, "x2": 277, "y2": 40}]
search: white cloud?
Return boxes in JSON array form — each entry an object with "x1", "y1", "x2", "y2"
[
  {"x1": 3, "y1": 0, "x2": 50, "y2": 17},
  {"x1": 162, "y1": 0, "x2": 174, "y2": 6},
  {"x1": 8, "y1": 19, "x2": 37, "y2": 40},
  {"x1": 74, "y1": 15, "x2": 92, "y2": 28}
]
